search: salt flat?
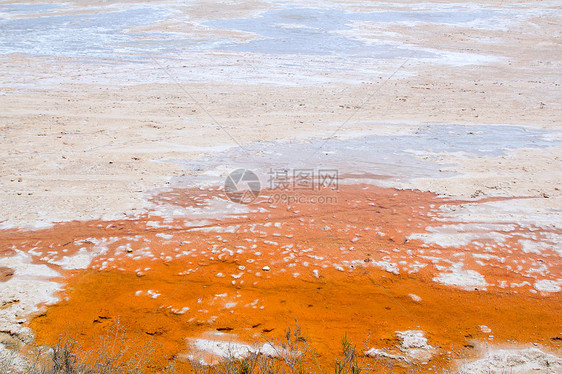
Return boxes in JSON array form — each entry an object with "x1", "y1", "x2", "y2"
[{"x1": 0, "y1": 1, "x2": 560, "y2": 372}]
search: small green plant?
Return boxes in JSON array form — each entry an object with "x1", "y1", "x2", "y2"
[
  {"x1": 238, "y1": 359, "x2": 251, "y2": 374},
  {"x1": 334, "y1": 334, "x2": 361, "y2": 374}
]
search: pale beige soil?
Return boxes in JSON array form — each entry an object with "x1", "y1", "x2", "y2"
[
  {"x1": 2, "y1": 63, "x2": 560, "y2": 227},
  {"x1": 1, "y1": 0, "x2": 560, "y2": 229},
  {"x1": 1, "y1": 1, "x2": 560, "y2": 228}
]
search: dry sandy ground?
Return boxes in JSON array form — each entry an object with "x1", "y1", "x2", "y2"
[
  {"x1": 0, "y1": 0, "x2": 561, "y2": 372},
  {"x1": 1, "y1": 0, "x2": 560, "y2": 227}
]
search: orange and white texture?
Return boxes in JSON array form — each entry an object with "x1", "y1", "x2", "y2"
[{"x1": 0, "y1": 0, "x2": 560, "y2": 372}]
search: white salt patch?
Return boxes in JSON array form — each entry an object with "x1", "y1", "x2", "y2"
[
  {"x1": 433, "y1": 263, "x2": 487, "y2": 290},
  {"x1": 408, "y1": 294, "x2": 422, "y2": 302},
  {"x1": 0, "y1": 251, "x2": 62, "y2": 343},
  {"x1": 519, "y1": 240, "x2": 551, "y2": 254},
  {"x1": 146, "y1": 221, "x2": 164, "y2": 228},
  {"x1": 366, "y1": 330, "x2": 434, "y2": 363},
  {"x1": 456, "y1": 347, "x2": 562, "y2": 374},
  {"x1": 0, "y1": 343, "x2": 29, "y2": 372},
  {"x1": 371, "y1": 261, "x2": 400, "y2": 275},
  {"x1": 472, "y1": 253, "x2": 500, "y2": 261},
  {"x1": 193, "y1": 225, "x2": 240, "y2": 233},
  {"x1": 364, "y1": 348, "x2": 402, "y2": 360},
  {"x1": 172, "y1": 307, "x2": 190, "y2": 314},
  {"x1": 533, "y1": 279, "x2": 561, "y2": 293},
  {"x1": 307, "y1": 255, "x2": 324, "y2": 260},
  {"x1": 146, "y1": 290, "x2": 160, "y2": 299},
  {"x1": 190, "y1": 338, "x2": 279, "y2": 364},
  {"x1": 0, "y1": 251, "x2": 59, "y2": 279},
  {"x1": 511, "y1": 281, "x2": 531, "y2": 288},
  {"x1": 155, "y1": 233, "x2": 174, "y2": 240},
  {"x1": 408, "y1": 223, "x2": 512, "y2": 247},
  {"x1": 0, "y1": 221, "x2": 53, "y2": 231},
  {"x1": 396, "y1": 330, "x2": 434, "y2": 362},
  {"x1": 397, "y1": 330, "x2": 432, "y2": 350},
  {"x1": 480, "y1": 325, "x2": 492, "y2": 334},
  {"x1": 50, "y1": 247, "x2": 97, "y2": 270},
  {"x1": 438, "y1": 198, "x2": 562, "y2": 232}
]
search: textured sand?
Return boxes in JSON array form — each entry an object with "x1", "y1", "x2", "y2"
[{"x1": 1, "y1": 0, "x2": 561, "y2": 227}]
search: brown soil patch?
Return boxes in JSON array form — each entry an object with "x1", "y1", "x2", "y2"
[{"x1": 0, "y1": 266, "x2": 14, "y2": 282}]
